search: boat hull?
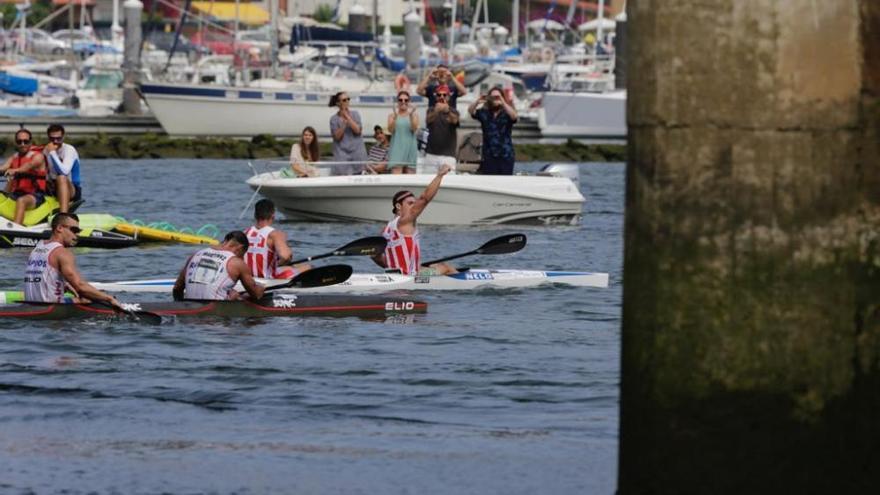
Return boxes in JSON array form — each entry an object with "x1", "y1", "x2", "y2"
[
  {"x1": 538, "y1": 90, "x2": 627, "y2": 140},
  {"x1": 247, "y1": 172, "x2": 585, "y2": 226},
  {"x1": 90, "y1": 270, "x2": 610, "y2": 294},
  {"x1": 0, "y1": 294, "x2": 427, "y2": 320},
  {"x1": 0, "y1": 228, "x2": 137, "y2": 249}
]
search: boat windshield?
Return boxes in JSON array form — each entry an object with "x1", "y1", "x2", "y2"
[{"x1": 83, "y1": 72, "x2": 122, "y2": 90}]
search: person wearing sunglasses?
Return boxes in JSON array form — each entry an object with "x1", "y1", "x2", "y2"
[
  {"x1": 23, "y1": 212, "x2": 124, "y2": 310},
  {"x1": 386, "y1": 90, "x2": 419, "y2": 174},
  {"x1": 366, "y1": 125, "x2": 390, "y2": 174},
  {"x1": 424, "y1": 84, "x2": 460, "y2": 173},
  {"x1": 0, "y1": 128, "x2": 48, "y2": 225},
  {"x1": 468, "y1": 86, "x2": 518, "y2": 175},
  {"x1": 328, "y1": 91, "x2": 368, "y2": 176},
  {"x1": 42, "y1": 124, "x2": 82, "y2": 214},
  {"x1": 416, "y1": 64, "x2": 467, "y2": 110}
]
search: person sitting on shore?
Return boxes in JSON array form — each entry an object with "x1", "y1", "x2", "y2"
[
  {"x1": 43, "y1": 124, "x2": 82, "y2": 213},
  {"x1": 0, "y1": 129, "x2": 48, "y2": 225},
  {"x1": 366, "y1": 125, "x2": 390, "y2": 174},
  {"x1": 371, "y1": 165, "x2": 458, "y2": 276},
  {"x1": 285, "y1": 126, "x2": 320, "y2": 178}
]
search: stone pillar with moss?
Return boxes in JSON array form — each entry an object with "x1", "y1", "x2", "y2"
[{"x1": 619, "y1": 1, "x2": 880, "y2": 493}]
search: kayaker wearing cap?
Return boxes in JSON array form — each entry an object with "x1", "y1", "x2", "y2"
[
  {"x1": 243, "y1": 199, "x2": 311, "y2": 279},
  {"x1": 372, "y1": 165, "x2": 458, "y2": 276},
  {"x1": 23, "y1": 212, "x2": 123, "y2": 309},
  {"x1": 172, "y1": 231, "x2": 266, "y2": 301}
]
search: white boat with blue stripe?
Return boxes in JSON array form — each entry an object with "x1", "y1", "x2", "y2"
[{"x1": 92, "y1": 269, "x2": 610, "y2": 294}]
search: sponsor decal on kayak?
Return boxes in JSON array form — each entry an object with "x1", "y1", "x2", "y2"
[
  {"x1": 122, "y1": 303, "x2": 143, "y2": 312},
  {"x1": 385, "y1": 301, "x2": 415, "y2": 311},
  {"x1": 464, "y1": 272, "x2": 494, "y2": 281},
  {"x1": 271, "y1": 295, "x2": 298, "y2": 308},
  {"x1": 414, "y1": 275, "x2": 431, "y2": 284}
]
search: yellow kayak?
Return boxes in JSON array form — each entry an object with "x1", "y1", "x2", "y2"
[
  {"x1": 0, "y1": 194, "x2": 61, "y2": 226},
  {"x1": 114, "y1": 222, "x2": 218, "y2": 245}
]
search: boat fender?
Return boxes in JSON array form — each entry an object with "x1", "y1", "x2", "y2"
[{"x1": 394, "y1": 73, "x2": 411, "y2": 92}]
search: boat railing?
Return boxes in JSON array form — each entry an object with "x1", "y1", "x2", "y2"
[{"x1": 253, "y1": 159, "x2": 473, "y2": 178}]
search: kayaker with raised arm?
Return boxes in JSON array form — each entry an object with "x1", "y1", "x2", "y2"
[
  {"x1": 372, "y1": 165, "x2": 458, "y2": 276},
  {"x1": 23, "y1": 212, "x2": 123, "y2": 309},
  {"x1": 244, "y1": 199, "x2": 311, "y2": 279},
  {"x1": 173, "y1": 231, "x2": 265, "y2": 301}
]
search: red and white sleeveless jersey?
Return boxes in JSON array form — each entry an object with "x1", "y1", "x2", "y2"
[
  {"x1": 382, "y1": 216, "x2": 421, "y2": 275},
  {"x1": 244, "y1": 225, "x2": 280, "y2": 278}
]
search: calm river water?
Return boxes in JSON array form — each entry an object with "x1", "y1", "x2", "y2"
[{"x1": 0, "y1": 159, "x2": 623, "y2": 494}]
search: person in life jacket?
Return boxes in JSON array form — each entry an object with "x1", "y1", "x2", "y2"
[
  {"x1": 23, "y1": 212, "x2": 124, "y2": 310},
  {"x1": 172, "y1": 230, "x2": 266, "y2": 301},
  {"x1": 371, "y1": 164, "x2": 458, "y2": 276},
  {"x1": 0, "y1": 128, "x2": 48, "y2": 225},
  {"x1": 243, "y1": 199, "x2": 311, "y2": 279}
]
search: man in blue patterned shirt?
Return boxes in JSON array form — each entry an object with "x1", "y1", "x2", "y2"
[{"x1": 468, "y1": 87, "x2": 518, "y2": 175}]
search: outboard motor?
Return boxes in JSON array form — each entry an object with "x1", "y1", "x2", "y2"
[{"x1": 540, "y1": 163, "x2": 581, "y2": 188}]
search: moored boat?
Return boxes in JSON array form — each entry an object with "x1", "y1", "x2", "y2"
[
  {"x1": 89, "y1": 269, "x2": 610, "y2": 293},
  {"x1": 0, "y1": 294, "x2": 427, "y2": 320}
]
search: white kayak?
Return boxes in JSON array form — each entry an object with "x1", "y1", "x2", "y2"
[{"x1": 93, "y1": 269, "x2": 610, "y2": 294}]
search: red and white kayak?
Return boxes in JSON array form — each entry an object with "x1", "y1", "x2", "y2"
[{"x1": 89, "y1": 269, "x2": 610, "y2": 294}]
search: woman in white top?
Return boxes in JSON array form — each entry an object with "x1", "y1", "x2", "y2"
[{"x1": 287, "y1": 126, "x2": 320, "y2": 178}]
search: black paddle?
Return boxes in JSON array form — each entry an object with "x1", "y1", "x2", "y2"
[
  {"x1": 282, "y1": 236, "x2": 387, "y2": 266},
  {"x1": 261, "y1": 264, "x2": 354, "y2": 293},
  {"x1": 422, "y1": 233, "x2": 528, "y2": 266},
  {"x1": 94, "y1": 300, "x2": 163, "y2": 325}
]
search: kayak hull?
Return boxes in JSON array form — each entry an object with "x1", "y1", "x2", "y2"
[
  {"x1": 0, "y1": 294, "x2": 427, "y2": 320},
  {"x1": 91, "y1": 269, "x2": 610, "y2": 293}
]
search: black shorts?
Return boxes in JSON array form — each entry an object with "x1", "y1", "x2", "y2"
[{"x1": 10, "y1": 191, "x2": 46, "y2": 208}]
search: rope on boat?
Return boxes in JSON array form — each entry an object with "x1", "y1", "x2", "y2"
[{"x1": 114, "y1": 216, "x2": 220, "y2": 239}]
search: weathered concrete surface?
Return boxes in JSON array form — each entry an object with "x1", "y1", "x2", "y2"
[{"x1": 619, "y1": 1, "x2": 879, "y2": 493}]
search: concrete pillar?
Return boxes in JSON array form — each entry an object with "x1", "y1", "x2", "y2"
[
  {"x1": 404, "y1": 10, "x2": 421, "y2": 70},
  {"x1": 122, "y1": 0, "x2": 143, "y2": 115},
  {"x1": 619, "y1": 1, "x2": 880, "y2": 493}
]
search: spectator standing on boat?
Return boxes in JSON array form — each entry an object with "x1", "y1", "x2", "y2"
[
  {"x1": 243, "y1": 199, "x2": 310, "y2": 279},
  {"x1": 417, "y1": 64, "x2": 467, "y2": 109},
  {"x1": 366, "y1": 125, "x2": 390, "y2": 174},
  {"x1": 328, "y1": 91, "x2": 368, "y2": 176},
  {"x1": 371, "y1": 165, "x2": 457, "y2": 276},
  {"x1": 23, "y1": 212, "x2": 123, "y2": 309},
  {"x1": 387, "y1": 90, "x2": 419, "y2": 174},
  {"x1": 43, "y1": 124, "x2": 82, "y2": 213},
  {"x1": 468, "y1": 87, "x2": 518, "y2": 175},
  {"x1": 423, "y1": 84, "x2": 460, "y2": 172},
  {"x1": 0, "y1": 129, "x2": 48, "y2": 225},
  {"x1": 173, "y1": 230, "x2": 266, "y2": 301},
  {"x1": 285, "y1": 126, "x2": 320, "y2": 178}
]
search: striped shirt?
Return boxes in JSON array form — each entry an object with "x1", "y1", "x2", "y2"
[
  {"x1": 381, "y1": 216, "x2": 420, "y2": 275},
  {"x1": 368, "y1": 143, "x2": 389, "y2": 163}
]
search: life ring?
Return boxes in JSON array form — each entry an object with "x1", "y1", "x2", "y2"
[
  {"x1": 541, "y1": 47, "x2": 555, "y2": 63},
  {"x1": 394, "y1": 73, "x2": 411, "y2": 92}
]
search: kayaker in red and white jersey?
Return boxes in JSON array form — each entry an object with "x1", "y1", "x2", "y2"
[
  {"x1": 243, "y1": 199, "x2": 311, "y2": 279},
  {"x1": 23, "y1": 212, "x2": 123, "y2": 309},
  {"x1": 0, "y1": 128, "x2": 48, "y2": 225},
  {"x1": 172, "y1": 230, "x2": 265, "y2": 301},
  {"x1": 372, "y1": 164, "x2": 458, "y2": 276}
]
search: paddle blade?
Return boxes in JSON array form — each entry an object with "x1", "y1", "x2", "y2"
[
  {"x1": 333, "y1": 236, "x2": 387, "y2": 257},
  {"x1": 475, "y1": 233, "x2": 527, "y2": 255},
  {"x1": 269, "y1": 264, "x2": 354, "y2": 291}
]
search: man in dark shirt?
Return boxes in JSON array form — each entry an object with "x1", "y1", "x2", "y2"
[
  {"x1": 417, "y1": 64, "x2": 467, "y2": 110},
  {"x1": 423, "y1": 84, "x2": 460, "y2": 173},
  {"x1": 468, "y1": 87, "x2": 518, "y2": 175}
]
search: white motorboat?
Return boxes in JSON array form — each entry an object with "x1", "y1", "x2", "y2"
[
  {"x1": 90, "y1": 269, "x2": 610, "y2": 294},
  {"x1": 245, "y1": 163, "x2": 585, "y2": 226}
]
